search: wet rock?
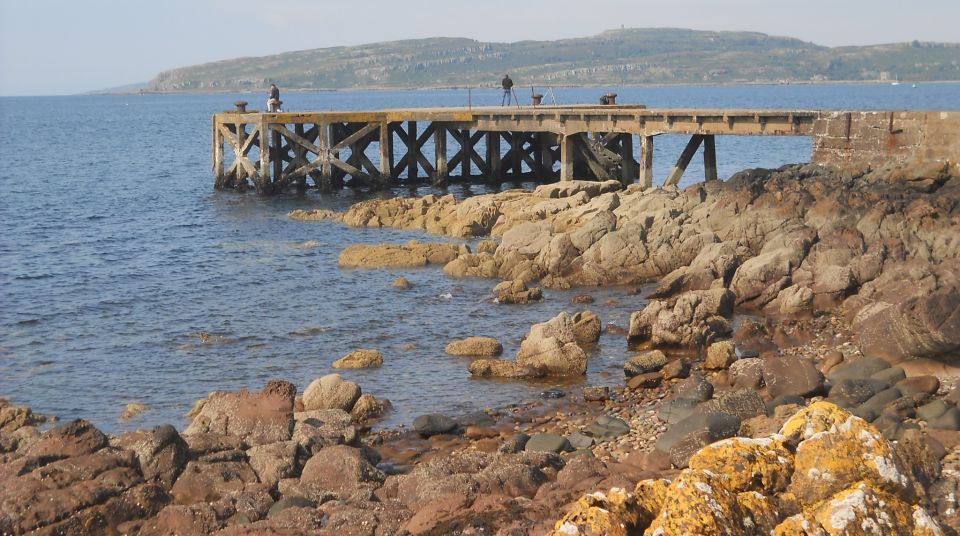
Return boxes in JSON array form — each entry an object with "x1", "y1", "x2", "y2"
[
  {"x1": 111, "y1": 424, "x2": 188, "y2": 489},
  {"x1": 826, "y1": 356, "x2": 891, "y2": 382},
  {"x1": 673, "y1": 374, "x2": 714, "y2": 402},
  {"x1": 492, "y1": 278, "x2": 543, "y2": 304},
  {"x1": 444, "y1": 336, "x2": 503, "y2": 357},
  {"x1": 764, "y1": 394, "x2": 806, "y2": 415},
  {"x1": 623, "y1": 350, "x2": 667, "y2": 377},
  {"x1": 332, "y1": 348, "x2": 383, "y2": 369},
  {"x1": 871, "y1": 366, "x2": 907, "y2": 385},
  {"x1": 516, "y1": 312, "x2": 588, "y2": 376},
  {"x1": 567, "y1": 432, "x2": 595, "y2": 450},
  {"x1": 525, "y1": 434, "x2": 573, "y2": 454},
  {"x1": 658, "y1": 398, "x2": 700, "y2": 425},
  {"x1": 762, "y1": 353, "x2": 824, "y2": 398},
  {"x1": 655, "y1": 412, "x2": 741, "y2": 468},
  {"x1": 350, "y1": 394, "x2": 387, "y2": 423},
  {"x1": 828, "y1": 378, "x2": 888, "y2": 407},
  {"x1": 184, "y1": 380, "x2": 295, "y2": 447},
  {"x1": 338, "y1": 240, "x2": 463, "y2": 268},
  {"x1": 584, "y1": 416, "x2": 630, "y2": 441},
  {"x1": 727, "y1": 357, "x2": 765, "y2": 390},
  {"x1": 392, "y1": 276, "x2": 412, "y2": 289},
  {"x1": 627, "y1": 372, "x2": 663, "y2": 390},
  {"x1": 582, "y1": 386, "x2": 610, "y2": 402},
  {"x1": 661, "y1": 358, "x2": 690, "y2": 380},
  {"x1": 540, "y1": 388, "x2": 566, "y2": 399},
  {"x1": 896, "y1": 375, "x2": 941, "y2": 396},
  {"x1": 696, "y1": 389, "x2": 766, "y2": 421},
  {"x1": 121, "y1": 402, "x2": 150, "y2": 421},
  {"x1": 499, "y1": 433, "x2": 530, "y2": 454},
  {"x1": 413, "y1": 414, "x2": 458, "y2": 437},
  {"x1": 703, "y1": 340, "x2": 737, "y2": 370},
  {"x1": 299, "y1": 445, "x2": 385, "y2": 496},
  {"x1": 301, "y1": 374, "x2": 361, "y2": 413},
  {"x1": 573, "y1": 294, "x2": 595, "y2": 304},
  {"x1": 571, "y1": 310, "x2": 602, "y2": 344},
  {"x1": 468, "y1": 358, "x2": 545, "y2": 379}
]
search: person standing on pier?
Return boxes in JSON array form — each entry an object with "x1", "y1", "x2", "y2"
[
  {"x1": 267, "y1": 83, "x2": 281, "y2": 112},
  {"x1": 501, "y1": 75, "x2": 514, "y2": 106}
]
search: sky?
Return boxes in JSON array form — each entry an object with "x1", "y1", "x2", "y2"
[{"x1": 1, "y1": 0, "x2": 958, "y2": 96}]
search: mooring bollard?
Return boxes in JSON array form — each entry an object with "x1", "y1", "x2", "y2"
[
  {"x1": 604, "y1": 93, "x2": 617, "y2": 105},
  {"x1": 532, "y1": 94, "x2": 544, "y2": 106},
  {"x1": 234, "y1": 101, "x2": 248, "y2": 113}
]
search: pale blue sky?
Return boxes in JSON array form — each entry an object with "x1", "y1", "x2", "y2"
[{"x1": 1, "y1": 0, "x2": 957, "y2": 96}]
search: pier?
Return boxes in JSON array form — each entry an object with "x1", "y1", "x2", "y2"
[{"x1": 212, "y1": 104, "x2": 958, "y2": 193}]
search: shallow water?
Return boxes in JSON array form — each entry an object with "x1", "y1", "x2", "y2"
[{"x1": 1, "y1": 84, "x2": 958, "y2": 433}]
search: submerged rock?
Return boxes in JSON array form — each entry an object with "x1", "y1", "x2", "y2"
[{"x1": 444, "y1": 336, "x2": 503, "y2": 357}]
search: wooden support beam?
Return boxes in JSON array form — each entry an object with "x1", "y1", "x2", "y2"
[
  {"x1": 619, "y1": 134, "x2": 636, "y2": 187},
  {"x1": 319, "y1": 122, "x2": 332, "y2": 189},
  {"x1": 213, "y1": 122, "x2": 225, "y2": 188},
  {"x1": 258, "y1": 120, "x2": 271, "y2": 193},
  {"x1": 664, "y1": 135, "x2": 705, "y2": 187},
  {"x1": 487, "y1": 131, "x2": 501, "y2": 181},
  {"x1": 407, "y1": 121, "x2": 418, "y2": 181},
  {"x1": 539, "y1": 132, "x2": 555, "y2": 179},
  {"x1": 639, "y1": 135, "x2": 654, "y2": 189},
  {"x1": 379, "y1": 122, "x2": 392, "y2": 182},
  {"x1": 510, "y1": 132, "x2": 523, "y2": 178},
  {"x1": 560, "y1": 133, "x2": 574, "y2": 181},
  {"x1": 703, "y1": 135, "x2": 718, "y2": 181},
  {"x1": 433, "y1": 124, "x2": 448, "y2": 185}
]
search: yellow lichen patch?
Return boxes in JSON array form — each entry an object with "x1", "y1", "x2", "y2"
[
  {"x1": 644, "y1": 470, "x2": 743, "y2": 536},
  {"x1": 774, "y1": 512, "x2": 828, "y2": 536},
  {"x1": 779, "y1": 401, "x2": 852, "y2": 443},
  {"x1": 788, "y1": 411, "x2": 912, "y2": 507},
  {"x1": 737, "y1": 491, "x2": 781, "y2": 534},
  {"x1": 810, "y1": 481, "x2": 942, "y2": 536},
  {"x1": 688, "y1": 435, "x2": 794, "y2": 494},
  {"x1": 550, "y1": 487, "x2": 645, "y2": 536},
  {"x1": 633, "y1": 479, "x2": 670, "y2": 527}
]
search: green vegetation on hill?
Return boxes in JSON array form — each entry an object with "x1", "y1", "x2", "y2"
[{"x1": 148, "y1": 28, "x2": 960, "y2": 92}]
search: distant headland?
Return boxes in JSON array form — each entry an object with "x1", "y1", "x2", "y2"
[{"x1": 134, "y1": 28, "x2": 960, "y2": 94}]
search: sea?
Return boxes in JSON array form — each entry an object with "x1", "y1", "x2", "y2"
[{"x1": 1, "y1": 83, "x2": 958, "y2": 434}]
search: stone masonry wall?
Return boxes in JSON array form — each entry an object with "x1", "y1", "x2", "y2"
[{"x1": 812, "y1": 111, "x2": 959, "y2": 171}]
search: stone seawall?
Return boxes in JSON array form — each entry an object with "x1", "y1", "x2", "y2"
[{"x1": 813, "y1": 111, "x2": 959, "y2": 171}]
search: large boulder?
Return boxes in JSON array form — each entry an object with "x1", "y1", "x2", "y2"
[
  {"x1": 301, "y1": 374, "x2": 361, "y2": 413},
  {"x1": 468, "y1": 359, "x2": 545, "y2": 379},
  {"x1": 628, "y1": 289, "x2": 735, "y2": 348},
  {"x1": 516, "y1": 312, "x2": 588, "y2": 376},
  {"x1": 111, "y1": 424, "x2": 189, "y2": 489},
  {"x1": 184, "y1": 380, "x2": 295, "y2": 447},
  {"x1": 762, "y1": 354, "x2": 824, "y2": 398}
]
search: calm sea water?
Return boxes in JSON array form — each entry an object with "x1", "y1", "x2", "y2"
[{"x1": 1, "y1": 84, "x2": 957, "y2": 433}]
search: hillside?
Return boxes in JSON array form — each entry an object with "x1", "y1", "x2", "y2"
[{"x1": 148, "y1": 28, "x2": 960, "y2": 92}]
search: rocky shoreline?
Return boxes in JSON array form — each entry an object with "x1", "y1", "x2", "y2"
[{"x1": 3, "y1": 161, "x2": 959, "y2": 535}]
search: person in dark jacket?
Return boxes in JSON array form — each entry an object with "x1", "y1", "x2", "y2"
[
  {"x1": 267, "y1": 84, "x2": 281, "y2": 112},
  {"x1": 501, "y1": 75, "x2": 514, "y2": 106}
]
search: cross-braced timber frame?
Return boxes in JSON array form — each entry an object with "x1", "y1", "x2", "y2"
[{"x1": 213, "y1": 105, "x2": 820, "y2": 193}]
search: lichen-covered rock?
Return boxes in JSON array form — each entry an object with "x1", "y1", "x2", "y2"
[
  {"x1": 703, "y1": 340, "x2": 737, "y2": 370},
  {"x1": 571, "y1": 310, "x2": 602, "y2": 344},
  {"x1": 549, "y1": 487, "x2": 647, "y2": 536},
  {"x1": 645, "y1": 469, "x2": 771, "y2": 536},
  {"x1": 332, "y1": 349, "x2": 383, "y2": 369},
  {"x1": 786, "y1": 404, "x2": 914, "y2": 508},
  {"x1": 687, "y1": 436, "x2": 794, "y2": 494},
  {"x1": 624, "y1": 350, "x2": 668, "y2": 377},
  {"x1": 444, "y1": 336, "x2": 503, "y2": 357}
]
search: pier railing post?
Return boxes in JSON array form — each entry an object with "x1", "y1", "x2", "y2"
[{"x1": 639, "y1": 135, "x2": 654, "y2": 189}]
